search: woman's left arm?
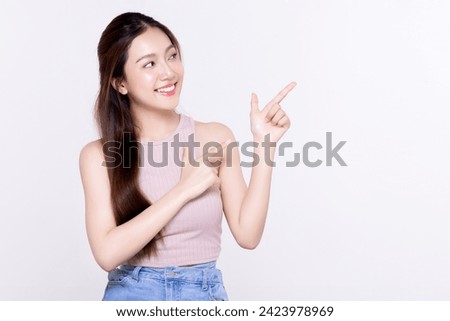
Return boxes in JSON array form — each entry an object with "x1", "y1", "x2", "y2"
[{"x1": 218, "y1": 82, "x2": 296, "y2": 249}]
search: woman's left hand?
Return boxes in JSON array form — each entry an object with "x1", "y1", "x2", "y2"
[{"x1": 250, "y1": 81, "x2": 296, "y2": 143}]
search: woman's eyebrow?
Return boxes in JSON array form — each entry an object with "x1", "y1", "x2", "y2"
[{"x1": 135, "y1": 44, "x2": 175, "y2": 63}]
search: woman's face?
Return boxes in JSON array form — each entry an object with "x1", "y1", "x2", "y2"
[{"x1": 119, "y1": 27, "x2": 184, "y2": 112}]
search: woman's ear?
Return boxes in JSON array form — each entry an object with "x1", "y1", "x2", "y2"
[{"x1": 111, "y1": 78, "x2": 128, "y2": 95}]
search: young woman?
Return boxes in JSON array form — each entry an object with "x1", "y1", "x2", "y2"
[{"x1": 79, "y1": 12, "x2": 295, "y2": 301}]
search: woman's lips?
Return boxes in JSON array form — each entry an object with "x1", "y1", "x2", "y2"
[{"x1": 155, "y1": 83, "x2": 177, "y2": 96}]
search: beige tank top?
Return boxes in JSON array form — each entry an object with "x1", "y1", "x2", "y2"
[{"x1": 127, "y1": 113, "x2": 223, "y2": 267}]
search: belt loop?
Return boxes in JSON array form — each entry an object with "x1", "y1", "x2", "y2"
[
  {"x1": 202, "y1": 268, "x2": 208, "y2": 291},
  {"x1": 132, "y1": 266, "x2": 142, "y2": 282}
]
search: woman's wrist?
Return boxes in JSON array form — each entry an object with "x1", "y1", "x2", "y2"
[{"x1": 251, "y1": 136, "x2": 276, "y2": 164}]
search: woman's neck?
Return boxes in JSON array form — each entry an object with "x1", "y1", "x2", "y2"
[{"x1": 132, "y1": 108, "x2": 180, "y2": 141}]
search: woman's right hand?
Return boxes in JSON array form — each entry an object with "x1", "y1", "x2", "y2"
[{"x1": 177, "y1": 140, "x2": 230, "y2": 200}]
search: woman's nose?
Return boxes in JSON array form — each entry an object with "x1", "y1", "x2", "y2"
[{"x1": 159, "y1": 62, "x2": 174, "y2": 80}]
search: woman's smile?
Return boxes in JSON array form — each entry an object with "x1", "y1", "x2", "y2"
[{"x1": 155, "y1": 82, "x2": 177, "y2": 96}]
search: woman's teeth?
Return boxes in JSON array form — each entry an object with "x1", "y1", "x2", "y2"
[{"x1": 156, "y1": 84, "x2": 175, "y2": 93}]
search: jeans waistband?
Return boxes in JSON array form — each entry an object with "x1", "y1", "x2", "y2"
[{"x1": 117, "y1": 261, "x2": 220, "y2": 284}]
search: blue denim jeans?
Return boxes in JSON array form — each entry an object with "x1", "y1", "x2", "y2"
[{"x1": 102, "y1": 261, "x2": 228, "y2": 301}]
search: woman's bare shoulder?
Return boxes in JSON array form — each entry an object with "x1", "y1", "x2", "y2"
[
  {"x1": 79, "y1": 139, "x2": 104, "y2": 167},
  {"x1": 194, "y1": 120, "x2": 236, "y2": 143}
]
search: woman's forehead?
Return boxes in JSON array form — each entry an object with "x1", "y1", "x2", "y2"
[{"x1": 128, "y1": 28, "x2": 173, "y2": 59}]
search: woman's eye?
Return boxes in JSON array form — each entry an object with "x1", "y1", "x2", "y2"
[
  {"x1": 144, "y1": 61, "x2": 155, "y2": 68},
  {"x1": 169, "y1": 52, "x2": 177, "y2": 60}
]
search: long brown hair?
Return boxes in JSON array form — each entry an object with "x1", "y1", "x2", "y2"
[{"x1": 95, "y1": 12, "x2": 181, "y2": 258}]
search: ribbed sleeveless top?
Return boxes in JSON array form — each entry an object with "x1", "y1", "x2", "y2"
[{"x1": 127, "y1": 113, "x2": 223, "y2": 267}]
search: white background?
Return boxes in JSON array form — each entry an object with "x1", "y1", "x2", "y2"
[{"x1": 0, "y1": 0, "x2": 449, "y2": 300}]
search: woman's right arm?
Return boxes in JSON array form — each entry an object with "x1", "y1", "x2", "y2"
[{"x1": 79, "y1": 140, "x2": 221, "y2": 272}]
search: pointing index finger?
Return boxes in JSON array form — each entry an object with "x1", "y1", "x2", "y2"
[
  {"x1": 196, "y1": 138, "x2": 231, "y2": 161},
  {"x1": 268, "y1": 81, "x2": 297, "y2": 106},
  {"x1": 198, "y1": 138, "x2": 232, "y2": 168}
]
